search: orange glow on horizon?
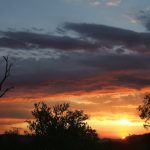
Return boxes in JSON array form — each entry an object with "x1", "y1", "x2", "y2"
[
  {"x1": 2, "y1": 86, "x2": 150, "y2": 102},
  {"x1": 87, "y1": 116, "x2": 149, "y2": 139},
  {"x1": 0, "y1": 88, "x2": 150, "y2": 138}
]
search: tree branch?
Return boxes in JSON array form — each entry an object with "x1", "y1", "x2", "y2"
[{"x1": 0, "y1": 56, "x2": 13, "y2": 98}]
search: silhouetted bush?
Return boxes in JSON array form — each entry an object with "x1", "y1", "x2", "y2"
[
  {"x1": 4, "y1": 128, "x2": 20, "y2": 136},
  {"x1": 25, "y1": 102, "x2": 100, "y2": 150},
  {"x1": 138, "y1": 94, "x2": 150, "y2": 128}
]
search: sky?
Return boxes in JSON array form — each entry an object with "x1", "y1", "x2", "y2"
[{"x1": 0, "y1": 0, "x2": 150, "y2": 139}]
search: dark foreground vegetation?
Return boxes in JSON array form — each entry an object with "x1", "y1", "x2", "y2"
[{"x1": 0, "y1": 133, "x2": 150, "y2": 150}]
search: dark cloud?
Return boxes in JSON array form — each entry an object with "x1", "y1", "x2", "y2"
[
  {"x1": 1, "y1": 22, "x2": 150, "y2": 54},
  {"x1": 80, "y1": 54, "x2": 150, "y2": 70},
  {"x1": 0, "y1": 37, "x2": 28, "y2": 49},
  {"x1": 137, "y1": 10, "x2": 150, "y2": 31},
  {"x1": 115, "y1": 48, "x2": 125, "y2": 54},
  {"x1": 2, "y1": 52, "x2": 149, "y2": 98},
  {"x1": 113, "y1": 74, "x2": 150, "y2": 89},
  {"x1": 0, "y1": 31, "x2": 99, "y2": 51},
  {"x1": 1, "y1": 23, "x2": 150, "y2": 97},
  {"x1": 64, "y1": 22, "x2": 150, "y2": 53}
]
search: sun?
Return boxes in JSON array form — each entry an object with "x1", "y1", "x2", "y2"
[
  {"x1": 118, "y1": 119, "x2": 131, "y2": 125},
  {"x1": 122, "y1": 136, "x2": 126, "y2": 140}
]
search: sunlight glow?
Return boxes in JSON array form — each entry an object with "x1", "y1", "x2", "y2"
[
  {"x1": 118, "y1": 119, "x2": 131, "y2": 125},
  {"x1": 122, "y1": 136, "x2": 126, "y2": 140}
]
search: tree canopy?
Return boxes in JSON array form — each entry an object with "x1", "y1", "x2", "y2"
[
  {"x1": 27, "y1": 102, "x2": 98, "y2": 141},
  {"x1": 138, "y1": 94, "x2": 150, "y2": 129},
  {"x1": 26, "y1": 102, "x2": 99, "y2": 150}
]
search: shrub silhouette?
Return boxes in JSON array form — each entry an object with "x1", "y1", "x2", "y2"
[
  {"x1": 27, "y1": 102, "x2": 98, "y2": 137},
  {"x1": 26, "y1": 102, "x2": 99, "y2": 150},
  {"x1": 4, "y1": 127, "x2": 20, "y2": 136},
  {"x1": 138, "y1": 94, "x2": 150, "y2": 129}
]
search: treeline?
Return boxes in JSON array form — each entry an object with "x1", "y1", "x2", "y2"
[{"x1": 1, "y1": 132, "x2": 150, "y2": 150}]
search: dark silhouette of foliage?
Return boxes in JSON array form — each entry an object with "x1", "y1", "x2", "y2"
[
  {"x1": 138, "y1": 94, "x2": 150, "y2": 129},
  {"x1": 25, "y1": 102, "x2": 99, "y2": 150},
  {"x1": 4, "y1": 128, "x2": 20, "y2": 136},
  {"x1": 1, "y1": 132, "x2": 150, "y2": 150},
  {"x1": 0, "y1": 56, "x2": 13, "y2": 98},
  {"x1": 27, "y1": 102, "x2": 98, "y2": 139}
]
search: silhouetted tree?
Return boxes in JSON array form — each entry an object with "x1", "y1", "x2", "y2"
[
  {"x1": 138, "y1": 94, "x2": 150, "y2": 129},
  {"x1": 0, "y1": 56, "x2": 13, "y2": 98},
  {"x1": 4, "y1": 127, "x2": 20, "y2": 135},
  {"x1": 27, "y1": 102, "x2": 98, "y2": 142}
]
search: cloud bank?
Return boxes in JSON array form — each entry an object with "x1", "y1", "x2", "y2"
[{"x1": 0, "y1": 22, "x2": 150, "y2": 98}]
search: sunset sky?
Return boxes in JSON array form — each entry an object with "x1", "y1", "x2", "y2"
[{"x1": 1, "y1": 0, "x2": 150, "y2": 139}]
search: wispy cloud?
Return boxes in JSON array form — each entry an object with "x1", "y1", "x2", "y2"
[
  {"x1": 105, "y1": 0, "x2": 122, "y2": 6},
  {"x1": 65, "y1": 0, "x2": 122, "y2": 7}
]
